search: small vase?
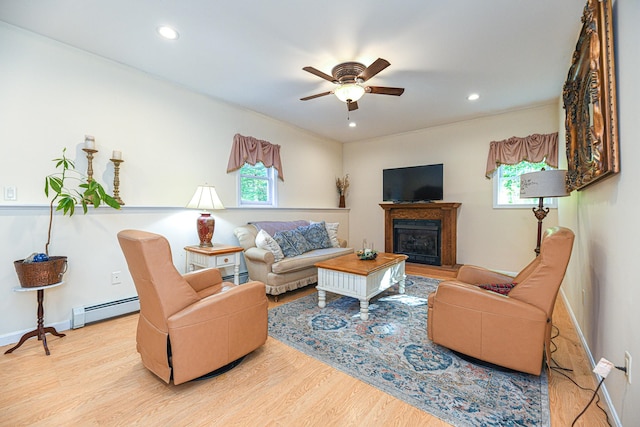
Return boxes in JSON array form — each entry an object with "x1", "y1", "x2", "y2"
[{"x1": 339, "y1": 194, "x2": 346, "y2": 208}]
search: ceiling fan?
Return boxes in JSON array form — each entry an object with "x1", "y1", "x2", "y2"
[{"x1": 300, "y1": 58, "x2": 405, "y2": 112}]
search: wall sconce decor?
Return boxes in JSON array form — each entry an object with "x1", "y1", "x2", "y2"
[
  {"x1": 82, "y1": 135, "x2": 97, "y2": 182},
  {"x1": 110, "y1": 150, "x2": 125, "y2": 205}
]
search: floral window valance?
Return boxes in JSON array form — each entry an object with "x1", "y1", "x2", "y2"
[
  {"x1": 485, "y1": 132, "x2": 558, "y2": 178},
  {"x1": 226, "y1": 133, "x2": 285, "y2": 181}
]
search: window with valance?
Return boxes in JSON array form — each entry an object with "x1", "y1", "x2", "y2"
[
  {"x1": 485, "y1": 133, "x2": 558, "y2": 178},
  {"x1": 227, "y1": 133, "x2": 284, "y2": 181},
  {"x1": 486, "y1": 132, "x2": 559, "y2": 207}
]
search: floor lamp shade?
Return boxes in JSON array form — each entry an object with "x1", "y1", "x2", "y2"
[
  {"x1": 520, "y1": 169, "x2": 568, "y2": 255},
  {"x1": 520, "y1": 169, "x2": 568, "y2": 199},
  {"x1": 186, "y1": 185, "x2": 225, "y2": 247}
]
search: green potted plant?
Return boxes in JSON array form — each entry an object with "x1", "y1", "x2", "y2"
[{"x1": 14, "y1": 148, "x2": 121, "y2": 287}]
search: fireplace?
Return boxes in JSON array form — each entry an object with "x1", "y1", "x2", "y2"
[
  {"x1": 380, "y1": 202, "x2": 461, "y2": 268},
  {"x1": 393, "y1": 219, "x2": 441, "y2": 265}
]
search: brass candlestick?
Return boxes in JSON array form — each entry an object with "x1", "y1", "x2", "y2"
[
  {"x1": 110, "y1": 159, "x2": 125, "y2": 205},
  {"x1": 82, "y1": 148, "x2": 98, "y2": 182}
]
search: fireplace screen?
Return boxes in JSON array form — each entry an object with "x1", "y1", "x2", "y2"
[{"x1": 393, "y1": 219, "x2": 441, "y2": 265}]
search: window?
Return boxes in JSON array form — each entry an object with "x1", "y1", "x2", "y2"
[
  {"x1": 493, "y1": 160, "x2": 558, "y2": 208},
  {"x1": 238, "y1": 162, "x2": 277, "y2": 206}
]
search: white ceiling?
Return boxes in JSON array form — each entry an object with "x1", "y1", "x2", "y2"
[{"x1": 0, "y1": 0, "x2": 585, "y2": 143}]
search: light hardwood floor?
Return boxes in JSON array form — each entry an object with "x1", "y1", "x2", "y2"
[{"x1": 0, "y1": 267, "x2": 611, "y2": 426}]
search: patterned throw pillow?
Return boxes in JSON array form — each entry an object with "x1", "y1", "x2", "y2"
[
  {"x1": 479, "y1": 283, "x2": 517, "y2": 295},
  {"x1": 297, "y1": 222, "x2": 332, "y2": 250},
  {"x1": 273, "y1": 230, "x2": 313, "y2": 257},
  {"x1": 311, "y1": 221, "x2": 340, "y2": 248},
  {"x1": 273, "y1": 231, "x2": 300, "y2": 258},
  {"x1": 255, "y1": 229, "x2": 284, "y2": 262}
]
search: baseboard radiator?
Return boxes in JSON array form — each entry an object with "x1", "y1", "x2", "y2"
[
  {"x1": 72, "y1": 296, "x2": 140, "y2": 329},
  {"x1": 70, "y1": 273, "x2": 246, "y2": 329}
]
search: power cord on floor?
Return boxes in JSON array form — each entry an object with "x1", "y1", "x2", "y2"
[
  {"x1": 549, "y1": 324, "x2": 612, "y2": 427},
  {"x1": 571, "y1": 377, "x2": 605, "y2": 426}
]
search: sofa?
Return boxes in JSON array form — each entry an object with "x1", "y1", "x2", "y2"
[{"x1": 234, "y1": 220, "x2": 352, "y2": 298}]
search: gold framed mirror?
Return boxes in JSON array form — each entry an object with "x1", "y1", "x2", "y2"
[{"x1": 563, "y1": 0, "x2": 619, "y2": 191}]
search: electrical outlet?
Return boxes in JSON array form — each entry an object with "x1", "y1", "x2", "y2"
[
  {"x1": 625, "y1": 351, "x2": 632, "y2": 384},
  {"x1": 111, "y1": 271, "x2": 122, "y2": 285}
]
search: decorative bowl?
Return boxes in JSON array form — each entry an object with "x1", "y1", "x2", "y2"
[{"x1": 356, "y1": 250, "x2": 378, "y2": 260}]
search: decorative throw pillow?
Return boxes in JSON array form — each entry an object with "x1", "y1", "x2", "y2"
[
  {"x1": 479, "y1": 283, "x2": 517, "y2": 295},
  {"x1": 255, "y1": 229, "x2": 284, "y2": 262},
  {"x1": 312, "y1": 221, "x2": 340, "y2": 248},
  {"x1": 297, "y1": 222, "x2": 332, "y2": 250},
  {"x1": 284, "y1": 229, "x2": 313, "y2": 254},
  {"x1": 274, "y1": 229, "x2": 313, "y2": 257},
  {"x1": 273, "y1": 231, "x2": 301, "y2": 258}
]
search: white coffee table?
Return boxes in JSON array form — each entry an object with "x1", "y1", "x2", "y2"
[{"x1": 315, "y1": 253, "x2": 408, "y2": 320}]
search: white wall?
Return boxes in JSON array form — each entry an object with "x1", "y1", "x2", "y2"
[
  {"x1": 343, "y1": 104, "x2": 560, "y2": 272},
  {"x1": 0, "y1": 23, "x2": 347, "y2": 341},
  {"x1": 559, "y1": 0, "x2": 638, "y2": 424}
]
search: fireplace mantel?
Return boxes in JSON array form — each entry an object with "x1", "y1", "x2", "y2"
[{"x1": 380, "y1": 202, "x2": 461, "y2": 267}]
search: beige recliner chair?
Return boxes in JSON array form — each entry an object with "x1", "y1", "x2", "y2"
[
  {"x1": 117, "y1": 229, "x2": 268, "y2": 385},
  {"x1": 427, "y1": 226, "x2": 574, "y2": 375}
]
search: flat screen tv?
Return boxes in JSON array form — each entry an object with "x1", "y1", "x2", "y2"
[{"x1": 383, "y1": 163, "x2": 444, "y2": 202}]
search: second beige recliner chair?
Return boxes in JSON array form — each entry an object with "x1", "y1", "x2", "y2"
[{"x1": 427, "y1": 226, "x2": 574, "y2": 375}]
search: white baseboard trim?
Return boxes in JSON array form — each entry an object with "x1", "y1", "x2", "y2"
[
  {"x1": 0, "y1": 319, "x2": 70, "y2": 347},
  {"x1": 559, "y1": 289, "x2": 622, "y2": 427}
]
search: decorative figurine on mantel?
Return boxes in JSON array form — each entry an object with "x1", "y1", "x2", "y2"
[{"x1": 336, "y1": 174, "x2": 349, "y2": 208}]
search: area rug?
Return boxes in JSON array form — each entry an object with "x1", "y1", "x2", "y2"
[{"x1": 268, "y1": 276, "x2": 550, "y2": 427}]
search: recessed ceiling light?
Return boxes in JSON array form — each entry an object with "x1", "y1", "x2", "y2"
[
  {"x1": 467, "y1": 93, "x2": 480, "y2": 101},
  {"x1": 349, "y1": 122, "x2": 357, "y2": 128},
  {"x1": 157, "y1": 26, "x2": 179, "y2": 40}
]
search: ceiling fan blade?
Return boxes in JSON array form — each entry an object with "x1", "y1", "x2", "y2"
[
  {"x1": 300, "y1": 91, "x2": 332, "y2": 101},
  {"x1": 366, "y1": 86, "x2": 405, "y2": 96},
  {"x1": 302, "y1": 66, "x2": 338, "y2": 83},
  {"x1": 358, "y1": 58, "x2": 391, "y2": 82},
  {"x1": 347, "y1": 101, "x2": 359, "y2": 111}
]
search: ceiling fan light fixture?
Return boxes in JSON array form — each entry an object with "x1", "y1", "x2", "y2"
[{"x1": 334, "y1": 83, "x2": 365, "y2": 103}]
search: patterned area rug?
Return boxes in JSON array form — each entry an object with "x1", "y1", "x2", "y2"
[{"x1": 268, "y1": 276, "x2": 549, "y2": 427}]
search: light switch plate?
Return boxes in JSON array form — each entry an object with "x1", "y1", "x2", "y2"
[{"x1": 4, "y1": 186, "x2": 17, "y2": 201}]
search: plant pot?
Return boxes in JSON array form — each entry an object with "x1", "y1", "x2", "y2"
[{"x1": 14, "y1": 256, "x2": 68, "y2": 288}]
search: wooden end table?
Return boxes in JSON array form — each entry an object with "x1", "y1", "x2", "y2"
[
  {"x1": 184, "y1": 244, "x2": 243, "y2": 285},
  {"x1": 315, "y1": 253, "x2": 408, "y2": 320},
  {"x1": 5, "y1": 281, "x2": 66, "y2": 356}
]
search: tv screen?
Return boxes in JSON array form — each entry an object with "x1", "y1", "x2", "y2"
[{"x1": 383, "y1": 163, "x2": 444, "y2": 202}]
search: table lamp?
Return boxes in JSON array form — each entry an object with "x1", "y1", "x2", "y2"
[
  {"x1": 186, "y1": 185, "x2": 225, "y2": 247},
  {"x1": 520, "y1": 169, "x2": 568, "y2": 256}
]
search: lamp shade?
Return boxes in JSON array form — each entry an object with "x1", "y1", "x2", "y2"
[
  {"x1": 520, "y1": 170, "x2": 569, "y2": 199},
  {"x1": 334, "y1": 83, "x2": 365, "y2": 103},
  {"x1": 186, "y1": 185, "x2": 225, "y2": 211}
]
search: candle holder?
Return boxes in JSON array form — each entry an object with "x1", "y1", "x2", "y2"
[
  {"x1": 110, "y1": 159, "x2": 125, "y2": 205},
  {"x1": 82, "y1": 148, "x2": 98, "y2": 182}
]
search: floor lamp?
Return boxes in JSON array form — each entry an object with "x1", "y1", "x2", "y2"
[
  {"x1": 186, "y1": 185, "x2": 225, "y2": 247},
  {"x1": 520, "y1": 169, "x2": 568, "y2": 256}
]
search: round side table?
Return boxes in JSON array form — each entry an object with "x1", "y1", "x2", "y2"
[{"x1": 5, "y1": 281, "x2": 66, "y2": 356}]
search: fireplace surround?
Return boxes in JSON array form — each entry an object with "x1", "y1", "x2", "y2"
[{"x1": 380, "y1": 202, "x2": 461, "y2": 267}]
